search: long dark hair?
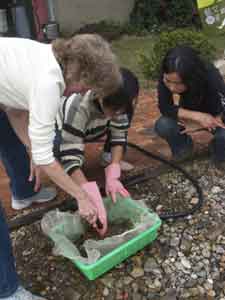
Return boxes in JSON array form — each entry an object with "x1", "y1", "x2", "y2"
[
  {"x1": 161, "y1": 46, "x2": 208, "y2": 100},
  {"x1": 102, "y1": 67, "x2": 139, "y2": 117}
]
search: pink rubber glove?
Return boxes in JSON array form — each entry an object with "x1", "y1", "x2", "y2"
[
  {"x1": 82, "y1": 181, "x2": 108, "y2": 236},
  {"x1": 105, "y1": 163, "x2": 130, "y2": 203}
]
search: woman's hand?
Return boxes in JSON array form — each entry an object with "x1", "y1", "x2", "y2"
[
  {"x1": 82, "y1": 181, "x2": 108, "y2": 236},
  {"x1": 29, "y1": 159, "x2": 42, "y2": 192},
  {"x1": 77, "y1": 194, "x2": 98, "y2": 227},
  {"x1": 193, "y1": 112, "x2": 225, "y2": 132}
]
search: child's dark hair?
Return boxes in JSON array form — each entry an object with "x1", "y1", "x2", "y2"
[
  {"x1": 102, "y1": 67, "x2": 139, "y2": 116},
  {"x1": 161, "y1": 46, "x2": 208, "y2": 99}
]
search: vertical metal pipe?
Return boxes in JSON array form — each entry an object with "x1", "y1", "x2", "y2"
[
  {"x1": 12, "y1": 0, "x2": 32, "y2": 38},
  {"x1": 0, "y1": 9, "x2": 8, "y2": 35},
  {"x1": 46, "y1": 0, "x2": 56, "y2": 22},
  {"x1": 32, "y1": 0, "x2": 48, "y2": 41},
  {"x1": 43, "y1": 0, "x2": 59, "y2": 41}
]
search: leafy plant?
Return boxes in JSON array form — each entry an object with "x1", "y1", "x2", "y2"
[{"x1": 130, "y1": 0, "x2": 200, "y2": 33}]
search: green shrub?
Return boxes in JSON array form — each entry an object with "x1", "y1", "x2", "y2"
[
  {"x1": 138, "y1": 29, "x2": 216, "y2": 80},
  {"x1": 74, "y1": 20, "x2": 141, "y2": 41},
  {"x1": 130, "y1": 0, "x2": 162, "y2": 33},
  {"x1": 130, "y1": 0, "x2": 199, "y2": 32}
]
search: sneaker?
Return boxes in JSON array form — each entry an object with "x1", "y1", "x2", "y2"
[
  {"x1": 172, "y1": 140, "x2": 194, "y2": 162},
  {"x1": 100, "y1": 152, "x2": 134, "y2": 171},
  {"x1": 4, "y1": 286, "x2": 47, "y2": 300},
  {"x1": 212, "y1": 159, "x2": 225, "y2": 171},
  {"x1": 12, "y1": 187, "x2": 57, "y2": 210},
  {"x1": 209, "y1": 141, "x2": 225, "y2": 170},
  {"x1": 172, "y1": 149, "x2": 194, "y2": 162}
]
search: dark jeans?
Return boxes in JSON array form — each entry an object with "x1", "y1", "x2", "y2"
[
  {"x1": 0, "y1": 111, "x2": 36, "y2": 297},
  {"x1": 155, "y1": 116, "x2": 225, "y2": 161},
  {"x1": 0, "y1": 111, "x2": 61, "y2": 199},
  {"x1": 0, "y1": 111, "x2": 36, "y2": 200},
  {"x1": 0, "y1": 203, "x2": 19, "y2": 297},
  {"x1": 0, "y1": 111, "x2": 61, "y2": 298}
]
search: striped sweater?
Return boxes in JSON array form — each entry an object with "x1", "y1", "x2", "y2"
[{"x1": 57, "y1": 90, "x2": 130, "y2": 173}]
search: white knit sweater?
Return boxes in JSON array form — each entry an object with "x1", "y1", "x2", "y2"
[{"x1": 0, "y1": 37, "x2": 65, "y2": 164}]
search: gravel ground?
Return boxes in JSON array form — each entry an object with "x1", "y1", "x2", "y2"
[{"x1": 11, "y1": 157, "x2": 225, "y2": 300}]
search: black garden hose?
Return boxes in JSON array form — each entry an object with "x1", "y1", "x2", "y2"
[
  {"x1": 8, "y1": 140, "x2": 204, "y2": 231},
  {"x1": 126, "y1": 142, "x2": 204, "y2": 220},
  {"x1": 9, "y1": 197, "x2": 78, "y2": 232}
]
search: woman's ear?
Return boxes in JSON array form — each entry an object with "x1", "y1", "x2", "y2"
[
  {"x1": 64, "y1": 39, "x2": 73, "y2": 52},
  {"x1": 98, "y1": 97, "x2": 104, "y2": 106},
  {"x1": 132, "y1": 96, "x2": 138, "y2": 109},
  {"x1": 80, "y1": 70, "x2": 88, "y2": 80}
]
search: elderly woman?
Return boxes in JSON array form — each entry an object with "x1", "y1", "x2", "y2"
[{"x1": 0, "y1": 34, "x2": 121, "y2": 300}]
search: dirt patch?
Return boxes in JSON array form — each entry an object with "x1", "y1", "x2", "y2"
[
  {"x1": 11, "y1": 158, "x2": 225, "y2": 300},
  {"x1": 76, "y1": 220, "x2": 133, "y2": 257}
]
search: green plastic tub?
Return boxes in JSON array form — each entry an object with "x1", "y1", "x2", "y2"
[{"x1": 72, "y1": 197, "x2": 161, "y2": 280}]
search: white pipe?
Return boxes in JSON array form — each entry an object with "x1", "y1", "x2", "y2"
[
  {"x1": 0, "y1": 9, "x2": 8, "y2": 34},
  {"x1": 46, "y1": 0, "x2": 56, "y2": 22}
]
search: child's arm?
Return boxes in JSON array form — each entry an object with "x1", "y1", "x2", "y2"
[
  {"x1": 111, "y1": 145, "x2": 123, "y2": 164},
  {"x1": 105, "y1": 116, "x2": 130, "y2": 202}
]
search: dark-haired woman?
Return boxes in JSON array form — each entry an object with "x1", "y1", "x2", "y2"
[{"x1": 155, "y1": 46, "x2": 225, "y2": 165}]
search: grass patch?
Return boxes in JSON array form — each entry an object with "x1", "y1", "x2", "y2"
[
  {"x1": 112, "y1": 35, "x2": 157, "y2": 89},
  {"x1": 207, "y1": 33, "x2": 224, "y2": 57}
]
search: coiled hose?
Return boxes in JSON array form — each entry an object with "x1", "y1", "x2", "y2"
[
  {"x1": 126, "y1": 142, "x2": 204, "y2": 220},
  {"x1": 9, "y1": 141, "x2": 204, "y2": 231}
]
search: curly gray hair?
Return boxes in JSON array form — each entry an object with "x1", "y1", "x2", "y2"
[{"x1": 52, "y1": 34, "x2": 122, "y2": 97}]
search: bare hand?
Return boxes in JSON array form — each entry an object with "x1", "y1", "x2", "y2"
[
  {"x1": 189, "y1": 113, "x2": 225, "y2": 132},
  {"x1": 77, "y1": 193, "x2": 98, "y2": 227},
  {"x1": 29, "y1": 159, "x2": 41, "y2": 192}
]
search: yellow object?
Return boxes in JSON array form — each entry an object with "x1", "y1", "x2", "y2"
[
  {"x1": 197, "y1": 0, "x2": 215, "y2": 9},
  {"x1": 197, "y1": 0, "x2": 224, "y2": 8}
]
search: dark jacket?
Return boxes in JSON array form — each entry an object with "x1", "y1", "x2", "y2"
[{"x1": 158, "y1": 64, "x2": 225, "y2": 120}]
